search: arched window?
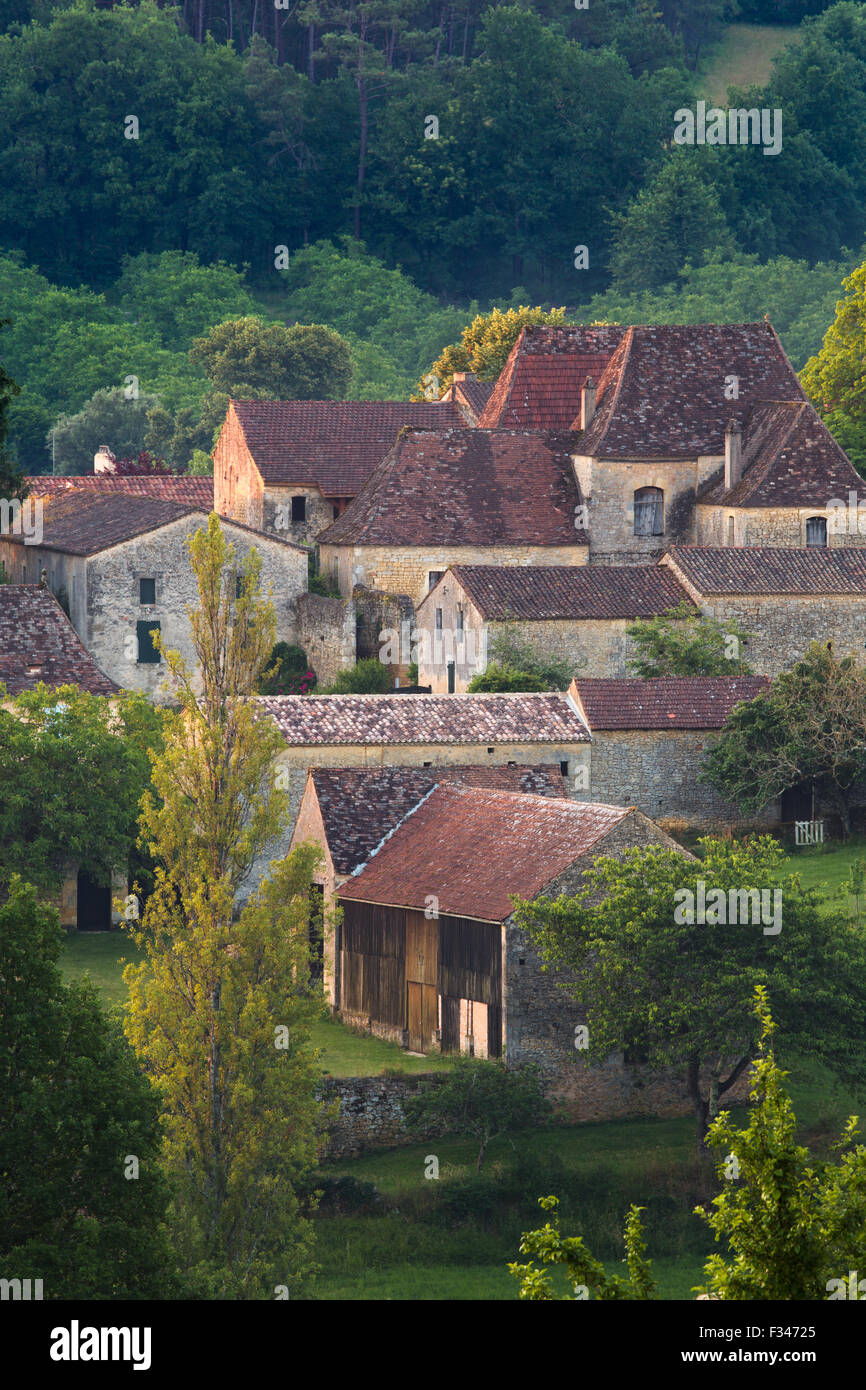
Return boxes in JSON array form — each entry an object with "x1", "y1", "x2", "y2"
[
  {"x1": 727, "y1": 515, "x2": 735, "y2": 547},
  {"x1": 805, "y1": 516, "x2": 827, "y2": 548},
  {"x1": 633, "y1": 486, "x2": 664, "y2": 537}
]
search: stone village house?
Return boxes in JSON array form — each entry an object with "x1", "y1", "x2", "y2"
[{"x1": 0, "y1": 490, "x2": 307, "y2": 701}]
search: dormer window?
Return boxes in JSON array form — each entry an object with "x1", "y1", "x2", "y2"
[
  {"x1": 633, "y1": 487, "x2": 664, "y2": 537},
  {"x1": 806, "y1": 516, "x2": 827, "y2": 548}
]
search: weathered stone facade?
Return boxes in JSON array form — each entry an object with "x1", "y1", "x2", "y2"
[
  {"x1": 577, "y1": 727, "x2": 778, "y2": 828},
  {"x1": 572, "y1": 453, "x2": 719, "y2": 565},
  {"x1": 317, "y1": 1074, "x2": 449, "y2": 1159},
  {"x1": 320, "y1": 542, "x2": 588, "y2": 608},
  {"x1": 296, "y1": 591, "x2": 356, "y2": 688},
  {"x1": 354, "y1": 585, "x2": 416, "y2": 681},
  {"x1": 695, "y1": 503, "x2": 866, "y2": 550}
]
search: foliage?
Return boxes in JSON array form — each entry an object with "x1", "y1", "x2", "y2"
[
  {"x1": 467, "y1": 624, "x2": 572, "y2": 692},
  {"x1": 416, "y1": 305, "x2": 568, "y2": 399},
  {"x1": 627, "y1": 601, "x2": 753, "y2": 676},
  {"x1": 0, "y1": 684, "x2": 162, "y2": 893},
  {"x1": 256, "y1": 641, "x2": 317, "y2": 695},
  {"x1": 113, "y1": 250, "x2": 258, "y2": 353},
  {"x1": 513, "y1": 836, "x2": 866, "y2": 1149},
  {"x1": 610, "y1": 152, "x2": 735, "y2": 293},
  {"x1": 467, "y1": 665, "x2": 548, "y2": 693},
  {"x1": 802, "y1": 257, "x2": 866, "y2": 471},
  {"x1": 404, "y1": 1056, "x2": 551, "y2": 1173},
  {"x1": 322, "y1": 657, "x2": 394, "y2": 694},
  {"x1": 696, "y1": 987, "x2": 866, "y2": 1300},
  {"x1": 123, "y1": 516, "x2": 325, "y2": 1297},
  {"x1": 190, "y1": 315, "x2": 353, "y2": 400},
  {"x1": 701, "y1": 641, "x2": 866, "y2": 835},
  {"x1": 0, "y1": 319, "x2": 23, "y2": 498},
  {"x1": 47, "y1": 387, "x2": 160, "y2": 475},
  {"x1": 509, "y1": 1195, "x2": 656, "y2": 1300},
  {"x1": 0, "y1": 877, "x2": 176, "y2": 1298}
]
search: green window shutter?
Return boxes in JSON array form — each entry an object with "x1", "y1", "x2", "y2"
[{"x1": 136, "y1": 619, "x2": 161, "y2": 664}]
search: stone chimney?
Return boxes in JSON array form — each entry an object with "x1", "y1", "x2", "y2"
[
  {"x1": 724, "y1": 420, "x2": 742, "y2": 491},
  {"x1": 94, "y1": 445, "x2": 116, "y2": 474},
  {"x1": 581, "y1": 377, "x2": 596, "y2": 431},
  {"x1": 452, "y1": 372, "x2": 467, "y2": 383}
]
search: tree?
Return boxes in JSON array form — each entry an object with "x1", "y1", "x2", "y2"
[
  {"x1": 509, "y1": 989, "x2": 866, "y2": 1301},
  {"x1": 610, "y1": 151, "x2": 735, "y2": 293},
  {"x1": 114, "y1": 250, "x2": 258, "y2": 353},
  {"x1": 802, "y1": 257, "x2": 866, "y2": 471},
  {"x1": 696, "y1": 987, "x2": 866, "y2": 1300},
  {"x1": 467, "y1": 624, "x2": 572, "y2": 693},
  {"x1": 404, "y1": 1056, "x2": 551, "y2": 1174},
  {"x1": 0, "y1": 877, "x2": 176, "y2": 1298},
  {"x1": 256, "y1": 641, "x2": 316, "y2": 695},
  {"x1": 48, "y1": 386, "x2": 161, "y2": 476},
  {"x1": 701, "y1": 641, "x2": 866, "y2": 836},
  {"x1": 0, "y1": 685, "x2": 162, "y2": 895},
  {"x1": 467, "y1": 665, "x2": 548, "y2": 693},
  {"x1": 0, "y1": 319, "x2": 24, "y2": 498},
  {"x1": 190, "y1": 316, "x2": 353, "y2": 400},
  {"x1": 123, "y1": 516, "x2": 326, "y2": 1297},
  {"x1": 416, "y1": 305, "x2": 568, "y2": 399},
  {"x1": 513, "y1": 836, "x2": 866, "y2": 1150},
  {"x1": 321, "y1": 656, "x2": 393, "y2": 693},
  {"x1": 626, "y1": 601, "x2": 753, "y2": 676}
]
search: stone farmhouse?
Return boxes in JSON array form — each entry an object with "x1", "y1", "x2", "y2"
[
  {"x1": 317, "y1": 427, "x2": 588, "y2": 606},
  {"x1": 334, "y1": 780, "x2": 691, "y2": 1115},
  {"x1": 0, "y1": 490, "x2": 307, "y2": 701},
  {"x1": 289, "y1": 764, "x2": 566, "y2": 1003},
  {"x1": 568, "y1": 675, "x2": 772, "y2": 828},
  {"x1": 0, "y1": 584, "x2": 117, "y2": 697},
  {"x1": 661, "y1": 546, "x2": 866, "y2": 676},
  {"x1": 414, "y1": 563, "x2": 694, "y2": 692},
  {"x1": 213, "y1": 398, "x2": 458, "y2": 547}
]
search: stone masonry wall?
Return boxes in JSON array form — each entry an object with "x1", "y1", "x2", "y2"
[
  {"x1": 353, "y1": 585, "x2": 416, "y2": 681},
  {"x1": 578, "y1": 728, "x2": 778, "y2": 828},
  {"x1": 696, "y1": 503, "x2": 866, "y2": 550},
  {"x1": 572, "y1": 454, "x2": 720, "y2": 565},
  {"x1": 318, "y1": 1074, "x2": 448, "y2": 1158},
  {"x1": 320, "y1": 543, "x2": 588, "y2": 608},
  {"x1": 296, "y1": 592, "x2": 356, "y2": 687}
]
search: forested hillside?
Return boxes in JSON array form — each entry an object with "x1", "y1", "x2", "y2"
[{"x1": 2, "y1": 0, "x2": 866, "y2": 471}]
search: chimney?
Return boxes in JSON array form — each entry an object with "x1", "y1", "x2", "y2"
[
  {"x1": 581, "y1": 377, "x2": 596, "y2": 431},
  {"x1": 94, "y1": 445, "x2": 116, "y2": 474},
  {"x1": 724, "y1": 420, "x2": 742, "y2": 490},
  {"x1": 452, "y1": 372, "x2": 467, "y2": 383}
]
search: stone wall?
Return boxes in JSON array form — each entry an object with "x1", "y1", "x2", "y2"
[
  {"x1": 296, "y1": 592, "x2": 356, "y2": 687},
  {"x1": 320, "y1": 542, "x2": 588, "y2": 608},
  {"x1": 318, "y1": 1073, "x2": 448, "y2": 1158},
  {"x1": 578, "y1": 727, "x2": 778, "y2": 828},
  {"x1": 695, "y1": 503, "x2": 866, "y2": 550},
  {"x1": 263, "y1": 485, "x2": 336, "y2": 548},
  {"x1": 353, "y1": 585, "x2": 416, "y2": 681},
  {"x1": 572, "y1": 453, "x2": 720, "y2": 565},
  {"x1": 213, "y1": 405, "x2": 262, "y2": 528}
]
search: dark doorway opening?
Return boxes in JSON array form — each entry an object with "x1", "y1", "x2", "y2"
[
  {"x1": 781, "y1": 781, "x2": 813, "y2": 823},
  {"x1": 76, "y1": 871, "x2": 112, "y2": 930}
]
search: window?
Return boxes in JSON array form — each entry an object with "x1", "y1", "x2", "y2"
[
  {"x1": 428, "y1": 571, "x2": 445, "y2": 592},
  {"x1": 456, "y1": 608, "x2": 464, "y2": 643},
  {"x1": 447, "y1": 660, "x2": 455, "y2": 693},
  {"x1": 727, "y1": 515, "x2": 735, "y2": 547},
  {"x1": 291, "y1": 495, "x2": 306, "y2": 522},
  {"x1": 560, "y1": 760, "x2": 570, "y2": 777},
  {"x1": 136, "y1": 619, "x2": 161, "y2": 664},
  {"x1": 139, "y1": 577, "x2": 156, "y2": 605},
  {"x1": 435, "y1": 607, "x2": 443, "y2": 631},
  {"x1": 806, "y1": 516, "x2": 827, "y2": 548},
  {"x1": 633, "y1": 486, "x2": 664, "y2": 537}
]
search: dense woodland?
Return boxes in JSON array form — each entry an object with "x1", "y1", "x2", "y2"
[{"x1": 2, "y1": 0, "x2": 866, "y2": 470}]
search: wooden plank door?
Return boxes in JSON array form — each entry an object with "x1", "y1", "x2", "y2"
[{"x1": 407, "y1": 981, "x2": 423, "y2": 1052}]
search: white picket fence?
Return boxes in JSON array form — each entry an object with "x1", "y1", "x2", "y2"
[{"x1": 794, "y1": 819, "x2": 824, "y2": 847}]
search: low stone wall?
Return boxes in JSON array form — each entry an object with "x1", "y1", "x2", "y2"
[
  {"x1": 318, "y1": 1073, "x2": 448, "y2": 1159},
  {"x1": 296, "y1": 591, "x2": 356, "y2": 687}
]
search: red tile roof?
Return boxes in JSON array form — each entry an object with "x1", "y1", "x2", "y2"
[
  {"x1": 569, "y1": 676, "x2": 769, "y2": 730},
  {"x1": 450, "y1": 374, "x2": 494, "y2": 421},
  {"x1": 479, "y1": 325, "x2": 626, "y2": 431},
  {"x1": 697, "y1": 400, "x2": 865, "y2": 508},
  {"x1": 318, "y1": 428, "x2": 586, "y2": 547},
  {"x1": 579, "y1": 323, "x2": 805, "y2": 460},
  {"x1": 305, "y1": 764, "x2": 566, "y2": 875},
  {"x1": 439, "y1": 564, "x2": 692, "y2": 621},
  {"x1": 258, "y1": 691, "x2": 590, "y2": 745},
  {"x1": 27, "y1": 474, "x2": 215, "y2": 507},
  {"x1": 663, "y1": 547, "x2": 866, "y2": 596},
  {"x1": 337, "y1": 783, "x2": 632, "y2": 921},
  {"x1": 0, "y1": 586, "x2": 118, "y2": 695},
  {"x1": 225, "y1": 399, "x2": 460, "y2": 497}
]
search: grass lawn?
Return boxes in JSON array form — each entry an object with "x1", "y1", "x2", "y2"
[{"x1": 698, "y1": 23, "x2": 801, "y2": 106}]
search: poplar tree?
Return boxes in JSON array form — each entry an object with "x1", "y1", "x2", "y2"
[{"x1": 123, "y1": 515, "x2": 326, "y2": 1298}]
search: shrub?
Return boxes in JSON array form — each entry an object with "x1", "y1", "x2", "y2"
[
  {"x1": 256, "y1": 642, "x2": 316, "y2": 695},
  {"x1": 322, "y1": 658, "x2": 393, "y2": 694}
]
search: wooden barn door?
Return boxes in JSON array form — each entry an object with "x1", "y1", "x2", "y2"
[{"x1": 405, "y1": 911, "x2": 438, "y2": 1052}]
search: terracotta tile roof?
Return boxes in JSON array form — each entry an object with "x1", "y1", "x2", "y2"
[
  {"x1": 664, "y1": 546, "x2": 866, "y2": 596},
  {"x1": 478, "y1": 325, "x2": 626, "y2": 430},
  {"x1": 337, "y1": 782, "x2": 632, "y2": 921},
  {"x1": 696, "y1": 400, "x2": 865, "y2": 508},
  {"x1": 226, "y1": 399, "x2": 460, "y2": 497},
  {"x1": 318, "y1": 428, "x2": 586, "y2": 547},
  {"x1": 5, "y1": 491, "x2": 304, "y2": 556},
  {"x1": 578, "y1": 323, "x2": 805, "y2": 460},
  {"x1": 441, "y1": 564, "x2": 692, "y2": 621},
  {"x1": 26, "y1": 474, "x2": 215, "y2": 507},
  {"x1": 0, "y1": 586, "x2": 118, "y2": 695},
  {"x1": 569, "y1": 676, "x2": 769, "y2": 731},
  {"x1": 259, "y1": 691, "x2": 590, "y2": 745},
  {"x1": 306, "y1": 764, "x2": 566, "y2": 875},
  {"x1": 451, "y1": 374, "x2": 494, "y2": 421}
]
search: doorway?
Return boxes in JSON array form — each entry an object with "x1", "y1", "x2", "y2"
[{"x1": 76, "y1": 871, "x2": 112, "y2": 930}]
